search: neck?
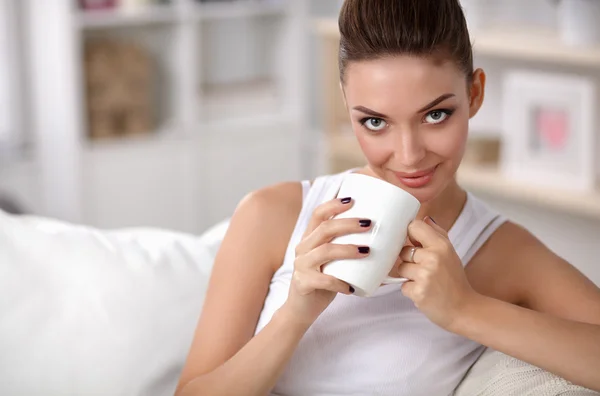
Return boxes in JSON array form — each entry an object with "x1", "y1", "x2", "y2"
[{"x1": 417, "y1": 177, "x2": 467, "y2": 232}]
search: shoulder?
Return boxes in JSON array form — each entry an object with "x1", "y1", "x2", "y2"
[
  {"x1": 483, "y1": 221, "x2": 541, "y2": 256},
  {"x1": 226, "y1": 181, "x2": 307, "y2": 268},
  {"x1": 235, "y1": 181, "x2": 305, "y2": 226},
  {"x1": 466, "y1": 220, "x2": 554, "y2": 303},
  {"x1": 469, "y1": 219, "x2": 600, "y2": 323},
  {"x1": 484, "y1": 221, "x2": 555, "y2": 267}
]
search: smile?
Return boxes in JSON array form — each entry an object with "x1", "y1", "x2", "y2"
[{"x1": 392, "y1": 165, "x2": 439, "y2": 189}]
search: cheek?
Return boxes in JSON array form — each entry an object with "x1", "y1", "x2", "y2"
[
  {"x1": 425, "y1": 118, "x2": 469, "y2": 159},
  {"x1": 355, "y1": 132, "x2": 393, "y2": 165}
]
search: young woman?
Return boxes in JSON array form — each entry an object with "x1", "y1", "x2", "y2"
[{"x1": 176, "y1": 0, "x2": 600, "y2": 394}]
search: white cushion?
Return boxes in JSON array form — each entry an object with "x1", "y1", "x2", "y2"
[
  {"x1": 0, "y1": 210, "x2": 218, "y2": 396},
  {"x1": 454, "y1": 348, "x2": 599, "y2": 396}
]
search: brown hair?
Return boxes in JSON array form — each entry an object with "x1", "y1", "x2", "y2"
[{"x1": 338, "y1": 0, "x2": 473, "y2": 84}]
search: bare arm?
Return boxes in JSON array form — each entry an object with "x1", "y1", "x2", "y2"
[
  {"x1": 178, "y1": 308, "x2": 312, "y2": 396},
  {"x1": 458, "y1": 223, "x2": 600, "y2": 391},
  {"x1": 451, "y1": 291, "x2": 600, "y2": 391},
  {"x1": 175, "y1": 183, "x2": 306, "y2": 396},
  {"x1": 176, "y1": 183, "x2": 366, "y2": 396}
]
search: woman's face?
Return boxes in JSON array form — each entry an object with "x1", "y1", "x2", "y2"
[{"x1": 342, "y1": 55, "x2": 485, "y2": 203}]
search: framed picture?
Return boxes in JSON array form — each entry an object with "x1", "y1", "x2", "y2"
[{"x1": 501, "y1": 70, "x2": 596, "y2": 191}]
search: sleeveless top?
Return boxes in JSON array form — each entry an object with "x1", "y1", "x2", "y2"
[{"x1": 254, "y1": 169, "x2": 508, "y2": 396}]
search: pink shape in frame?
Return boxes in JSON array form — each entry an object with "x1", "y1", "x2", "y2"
[{"x1": 535, "y1": 107, "x2": 570, "y2": 151}]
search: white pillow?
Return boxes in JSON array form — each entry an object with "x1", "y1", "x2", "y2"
[
  {"x1": 0, "y1": 210, "x2": 219, "y2": 396},
  {"x1": 454, "y1": 348, "x2": 599, "y2": 396}
]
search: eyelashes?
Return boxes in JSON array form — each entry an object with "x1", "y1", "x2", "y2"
[
  {"x1": 359, "y1": 117, "x2": 387, "y2": 131},
  {"x1": 358, "y1": 108, "x2": 456, "y2": 132},
  {"x1": 424, "y1": 108, "x2": 455, "y2": 125}
]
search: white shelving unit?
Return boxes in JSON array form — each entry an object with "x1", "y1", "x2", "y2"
[
  {"x1": 24, "y1": 0, "x2": 309, "y2": 232},
  {"x1": 76, "y1": 0, "x2": 304, "y2": 140}
]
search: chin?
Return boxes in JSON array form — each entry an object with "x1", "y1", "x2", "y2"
[{"x1": 397, "y1": 184, "x2": 440, "y2": 204}]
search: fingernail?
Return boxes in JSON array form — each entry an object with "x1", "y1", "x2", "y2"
[
  {"x1": 340, "y1": 197, "x2": 352, "y2": 204},
  {"x1": 359, "y1": 219, "x2": 371, "y2": 227},
  {"x1": 358, "y1": 246, "x2": 370, "y2": 254},
  {"x1": 349, "y1": 286, "x2": 355, "y2": 294},
  {"x1": 427, "y1": 216, "x2": 437, "y2": 225}
]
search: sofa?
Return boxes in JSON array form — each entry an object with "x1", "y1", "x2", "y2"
[{"x1": 0, "y1": 209, "x2": 597, "y2": 396}]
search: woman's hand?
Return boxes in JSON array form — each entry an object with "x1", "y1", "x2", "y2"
[
  {"x1": 281, "y1": 197, "x2": 372, "y2": 326},
  {"x1": 397, "y1": 216, "x2": 478, "y2": 330}
]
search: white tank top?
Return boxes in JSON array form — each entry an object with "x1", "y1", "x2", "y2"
[{"x1": 254, "y1": 169, "x2": 508, "y2": 396}]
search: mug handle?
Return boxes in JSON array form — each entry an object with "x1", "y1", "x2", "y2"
[{"x1": 381, "y1": 276, "x2": 409, "y2": 285}]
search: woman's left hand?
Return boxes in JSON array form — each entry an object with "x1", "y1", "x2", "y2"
[{"x1": 397, "y1": 216, "x2": 479, "y2": 331}]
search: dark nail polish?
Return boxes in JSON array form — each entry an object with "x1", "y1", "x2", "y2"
[
  {"x1": 349, "y1": 286, "x2": 355, "y2": 294},
  {"x1": 358, "y1": 246, "x2": 370, "y2": 254},
  {"x1": 359, "y1": 219, "x2": 371, "y2": 227},
  {"x1": 340, "y1": 197, "x2": 352, "y2": 204}
]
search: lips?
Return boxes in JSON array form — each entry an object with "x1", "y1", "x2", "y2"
[{"x1": 392, "y1": 165, "x2": 438, "y2": 188}]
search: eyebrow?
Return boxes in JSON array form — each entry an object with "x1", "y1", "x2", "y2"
[
  {"x1": 417, "y1": 93, "x2": 456, "y2": 113},
  {"x1": 352, "y1": 106, "x2": 388, "y2": 118},
  {"x1": 352, "y1": 93, "x2": 456, "y2": 118}
]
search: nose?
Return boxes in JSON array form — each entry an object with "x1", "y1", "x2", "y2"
[{"x1": 392, "y1": 129, "x2": 426, "y2": 168}]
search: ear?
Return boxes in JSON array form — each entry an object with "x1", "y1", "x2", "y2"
[{"x1": 468, "y1": 68, "x2": 486, "y2": 118}]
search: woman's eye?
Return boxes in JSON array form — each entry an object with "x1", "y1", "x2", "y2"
[
  {"x1": 361, "y1": 118, "x2": 387, "y2": 131},
  {"x1": 424, "y1": 110, "x2": 452, "y2": 125}
]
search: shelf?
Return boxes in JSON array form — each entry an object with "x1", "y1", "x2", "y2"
[
  {"x1": 472, "y1": 27, "x2": 600, "y2": 68},
  {"x1": 196, "y1": 0, "x2": 288, "y2": 21},
  {"x1": 457, "y1": 165, "x2": 600, "y2": 220},
  {"x1": 76, "y1": 5, "x2": 178, "y2": 29},
  {"x1": 313, "y1": 18, "x2": 600, "y2": 68},
  {"x1": 200, "y1": 79, "x2": 281, "y2": 122},
  {"x1": 200, "y1": 111, "x2": 296, "y2": 135},
  {"x1": 83, "y1": 125, "x2": 185, "y2": 151}
]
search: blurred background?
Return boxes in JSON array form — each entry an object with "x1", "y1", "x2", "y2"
[{"x1": 0, "y1": 0, "x2": 599, "y2": 284}]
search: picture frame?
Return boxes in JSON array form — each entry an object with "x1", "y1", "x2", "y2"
[{"x1": 500, "y1": 70, "x2": 597, "y2": 191}]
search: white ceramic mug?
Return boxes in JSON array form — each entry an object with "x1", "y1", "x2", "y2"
[{"x1": 322, "y1": 173, "x2": 421, "y2": 297}]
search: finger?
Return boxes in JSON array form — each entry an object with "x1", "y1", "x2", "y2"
[
  {"x1": 295, "y1": 271, "x2": 354, "y2": 295},
  {"x1": 399, "y1": 245, "x2": 427, "y2": 263},
  {"x1": 407, "y1": 219, "x2": 449, "y2": 249},
  {"x1": 424, "y1": 216, "x2": 448, "y2": 238},
  {"x1": 300, "y1": 217, "x2": 372, "y2": 252},
  {"x1": 400, "y1": 280, "x2": 416, "y2": 299},
  {"x1": 396, "y1": 262, "x2": 422, "y2": 280},
  {"x1": 303, "y1": 197, "x2": 354, "y2": 239},
  {"x1": 297, "y1": 243, "x2": 369, "y2": 270},
  {"x1": 312, "y1": 273, "x2": 355, "y2": 295}
]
